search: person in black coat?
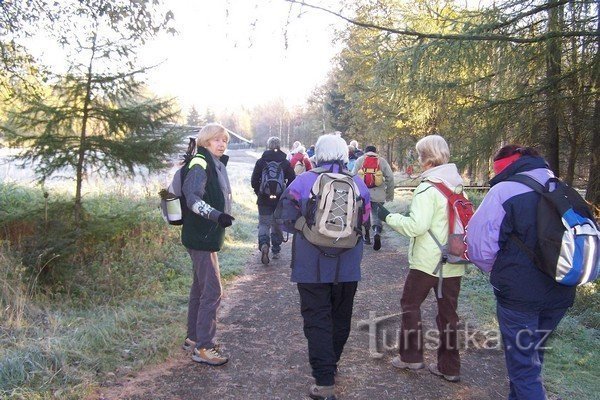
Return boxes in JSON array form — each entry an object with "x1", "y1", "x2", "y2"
[{"x1": 251, "y1": 137, "x2": 296, "y2": 264}]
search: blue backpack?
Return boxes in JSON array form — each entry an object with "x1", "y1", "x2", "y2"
[{"x1": 508, "y1": 174, "x2": 600, "y2": 286}]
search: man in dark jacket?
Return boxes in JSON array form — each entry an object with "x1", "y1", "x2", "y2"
[{"x1": 251, "y1": 136, "x2": 295, "y2": 264}]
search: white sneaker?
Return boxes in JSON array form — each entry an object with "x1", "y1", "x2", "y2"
[{"x1": 391, "y1": 356, "x2": 424, "y2": 370}]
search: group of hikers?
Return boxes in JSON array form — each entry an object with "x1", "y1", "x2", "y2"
[
  {"x1": 174, "y1": 122, "x2": 597, "y2": 400},
  {"x1": 250, "y1": 135, "x2": 395, "y2": 264}
]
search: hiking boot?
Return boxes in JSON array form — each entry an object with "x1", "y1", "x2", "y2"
[
  {"x1": 182, "y1": 337, "x2": 196, "y2": 352},
  {"x1": 260, "y1": 243, "x2": 270, "y2": 265},
  {"x1": 428, "y1": 363, "x2": 460, "y2": 382},
  {"x1": 373, "y1": 233, "x2": 381, "y2": 251},
  {"x1": 192, "y1": 346, "x2": 228, "y2": 366},
  {"x1": 272, "y1": 251, "x2": 280, "y2": 260},
  {"x1": 391, "y1": 356, "x2": 424, "y2": 371},
  {"x1": 309, "y1": 384, "x2": 337, "y2": 400}
]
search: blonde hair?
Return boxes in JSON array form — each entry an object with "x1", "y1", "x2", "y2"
[
  {"x1": 196, "y1": 123, "x2": 229, "y2": 147},
  {"x1": 415, "y1": 134, "x2": 450, "y2": 167}
]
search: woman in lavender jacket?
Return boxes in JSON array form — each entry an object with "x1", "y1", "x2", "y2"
[
  {"x1": 466, "y1": 145, "x2": 576, "y2": 400},
  {"x1": 275, "y1": 134, "x2": 371, "y2": 400}
]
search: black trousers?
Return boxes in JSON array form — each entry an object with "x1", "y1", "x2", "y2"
[{"x1": 297, "y1": 282, "x2": 358, "y2": 386}]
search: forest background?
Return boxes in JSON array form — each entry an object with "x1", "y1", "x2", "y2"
[{"x1": 0, "y1": 0, "x2": 598, "y2": 398}]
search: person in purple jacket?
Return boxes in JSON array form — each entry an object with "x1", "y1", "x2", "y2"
[
  {"x1": 466, "y1": 144, "x2": 576, "y2": 400},
  {"x1": 274, "y1": 133, "x2": 371, "y2": 400}
]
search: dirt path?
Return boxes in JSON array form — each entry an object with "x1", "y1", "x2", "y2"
[{"x1": 97, "y1": 229, "x2": 509, "y2": 400}]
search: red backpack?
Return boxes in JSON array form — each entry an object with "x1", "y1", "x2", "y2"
[
  {"x1": 428, "y1": 181, "x2": 474, "y2": 263},
  {"x1": 359, "y1": 155, "x2": 383, "y2": 188},
  {"x1": 427, "y1": 181, "x2": 474, "y2": 298}
]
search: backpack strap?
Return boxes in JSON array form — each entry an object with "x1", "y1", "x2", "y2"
[
  {"x1": 506, "y1": 174, "x2": 545, "y2": 193},
  {"x1": 428, "y1": 230, "x2": 446, "y2": 298},
  {"x1": 427, "y1": 181, "x2": 456, "y2": 240},
  {"x1": 505, "y1": 174, "x2": 545, "y2": 266}
]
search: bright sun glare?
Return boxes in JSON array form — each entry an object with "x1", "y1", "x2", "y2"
[{"x1": 139, "y1": 0, "x2": 343, "y2": 112}]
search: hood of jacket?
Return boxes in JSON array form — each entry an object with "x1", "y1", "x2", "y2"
[
  {"x1": 261, "y1": 149, "x2": 288, "y2": 162},
  {"x1": 420, "y1": 163, "x2": 463, "y2": 188}
]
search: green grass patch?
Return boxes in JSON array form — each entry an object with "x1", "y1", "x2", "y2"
[{"x1": 0, "y1": 177, "x2": 258, "y2": 398}]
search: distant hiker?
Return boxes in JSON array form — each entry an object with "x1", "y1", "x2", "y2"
[
  {"x1": 181, "y1": 123, "x2": 235, "y2": 366},
  {"x1": 352, "y1": 145, "x2": 394, "y2": 250},
  {"x1": 251, "y1": 136, "x2": 296, "y2": 264},
  {"x1": 347, "y1": 145, "x2": 358, "y2": 172},
  {"x1": 349, "y1": 140, "x2": 364, "y2": 158},
  {"x1": 378, "y1": 135, "x2": 465, "y2": 382},
  {"x1": 306, "y1": 144, "x2": 315, "y2": 158},
  {"x1": 275, "y1": 134, "x2": 371, "y2": 400},
  {"x1": 467, "y1": 145, "x2": 581, "y2": 399},
  {"x1": 287, "y1": 140, "x2": 302, "y2": 161},
  {"x1": 290, "y1": 145, "x2": 313, "y2": 175}
]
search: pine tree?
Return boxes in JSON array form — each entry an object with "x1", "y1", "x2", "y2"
[
  {"x1": 187, "y1": 105, "x2": 201, "y2": 127},
  {"x1": 2, "y1": 1, "x2": 182, "y2": 223}
]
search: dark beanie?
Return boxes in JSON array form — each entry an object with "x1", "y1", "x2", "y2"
[{"x1": 365, "y1": 145, "x2": 377, "y2": 153}]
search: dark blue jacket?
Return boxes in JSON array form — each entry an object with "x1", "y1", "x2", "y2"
[{"x1": 467, "y1": 156, "x2": 576, "y2": 312}]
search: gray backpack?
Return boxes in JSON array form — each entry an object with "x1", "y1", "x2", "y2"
[
  {"x1": 159, "y1": 138, "x2": 196, "y2": 225},
  {"x1": 259, "y1": 161, "x2": 286, "y2": 198},
  {"x1": 295, "y1": 167, "x2": 363, "y2": 249}
]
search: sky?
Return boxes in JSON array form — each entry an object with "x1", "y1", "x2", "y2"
[{"x1": 139, "y1": 0, "x2": 345, "y2": 113}]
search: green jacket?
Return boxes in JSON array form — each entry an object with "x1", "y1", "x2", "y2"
[
  {"x1": 181, "y1": 147, "x2": 227, "y2": 251},
  {"x1": 385, "y1": 179, "x2": 466, "y2": 278}
]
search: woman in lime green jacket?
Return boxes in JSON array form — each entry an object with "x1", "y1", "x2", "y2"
[{"x1": 379, "y1": 134, "x2": 466, "y2": 382}]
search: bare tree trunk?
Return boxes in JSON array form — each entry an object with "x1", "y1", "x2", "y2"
[
  {"x1": 586, "y1": 7, "x2": 600, "y2": 205},
  {"x1": 74, "y1": 33, "x2": 97, "y2": 225},
  {"x1": 544, "y1": 0, "x2": 563, "y2": 176}
]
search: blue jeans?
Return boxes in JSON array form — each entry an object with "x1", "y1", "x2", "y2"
[{"x1": 496, "y1": 303, "x2": 568, "y2": 400}]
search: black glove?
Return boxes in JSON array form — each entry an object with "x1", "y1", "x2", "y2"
[
  {"x1": 377, "y1": 205, "x2": 390, "y2": 221},
  {"x1": 217, "y1": 213, "x2": 235, "y2": 228}
]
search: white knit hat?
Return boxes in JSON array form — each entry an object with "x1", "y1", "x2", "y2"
[{"x1": 315, "y1": 134, "x2": 349, "y2": 164}]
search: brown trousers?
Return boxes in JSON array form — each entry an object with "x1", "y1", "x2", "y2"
[{"x1": 399, "y1": 269, "x2": 462, "y2": 375}]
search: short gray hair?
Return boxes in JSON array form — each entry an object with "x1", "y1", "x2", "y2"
[
  {"x1": 267, "y1": 136, "x2": 281, "y2": 150},
  {"x1": 415, "y1": 134, "x2": 450, "y2": 167},
  {"x1": 315, "y1": 133, "x2": 349, "y2": 164}
]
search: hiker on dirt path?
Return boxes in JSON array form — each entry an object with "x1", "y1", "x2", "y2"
[
  {"x1": 466, "y1": 145, "x2": 577, "y2": 400},
  {"x1": 287, "y1": 140, "x2": 302, "y2": 161},
  {"x1": 251, "y1": 136, "x2": 295, "y2": 264},
  {"x1": 180, "y1": 123, "x2": 235, "y2": 367},
  {"x1": 352, "y1": 145, "x2": 394, "y2": 250},
  {"x1": 377, "y1": 134, "x2": 465, "y2": 382},
  {"x1": 347, "y1": 145, "x2": 358, "y2": 172},
  {"x1": 274, "y1": 134, "x2": 371, "y2": 400},
  {"x1": 289, "y1": 145, "x2": 313, "y2": 175},
  {"x1": 349, "y1": 140, "x2": 364, "y2": 158}
]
